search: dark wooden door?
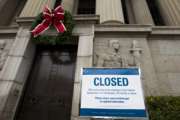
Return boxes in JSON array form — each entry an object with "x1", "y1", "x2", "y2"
[{"x1": 15, "y1": 45, "x2": 77, "y2": 120}]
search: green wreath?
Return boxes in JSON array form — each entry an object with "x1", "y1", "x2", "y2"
[{"x1": 31, "y1": 10, "x2": 75, "y2": 45}]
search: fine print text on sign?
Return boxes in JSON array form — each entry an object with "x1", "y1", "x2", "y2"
[{"x1": 80, "y1": 68, "x2": 147, "y2": 119}]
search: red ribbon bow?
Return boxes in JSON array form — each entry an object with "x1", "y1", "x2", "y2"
[{"x1": 31, "y1": 5, "x2": 66, "y2": 37}]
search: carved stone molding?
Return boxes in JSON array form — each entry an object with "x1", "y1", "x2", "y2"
[
  {"x1": 94, "y1": 39, "x2": 143, "y2": 68},
  {"x1": 0, "y1": 40, "x2": 7, "y2": 71},
  {"x1": 129, "y1": 40, "x2": 142, "y2": 67},
  {"x1": 95, "y1": 39, "x2": 128, "y2": 67}
]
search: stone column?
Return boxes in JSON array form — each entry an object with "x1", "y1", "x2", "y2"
[
  {"x1": 71, "y1": 35, "x2": 93, "y2": 120},
  {"x1": 71, "y1": 23, "x2": 94, "y2": 120},
  {"x1": 96, "y1": 0, "x2": 124, "y2": 24},
  {"x1": 0, "y1": 27, "x2": 35, "y2": 120},
  {"x1": 20, "y1": 0, "x2": 55, "y2": 17},
  {"x1": 130, "y1": 0, "x2": 154, "y2": 25},
  {"x1": 157, "y1": 0, "x2": 180, "y2": 25},
  {"x1": 62, "y1": 0, "x2": 74, "y2": 13}
]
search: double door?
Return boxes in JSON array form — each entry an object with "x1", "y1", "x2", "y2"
[{"x1": 15, "y1": 45, "x2": 77, "y2": 120}]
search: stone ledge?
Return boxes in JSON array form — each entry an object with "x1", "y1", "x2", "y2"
[
  {"x1": 16, "y1": 15, "x2": 99, "y2": 26},
  {"x1": 0, "y1": 27, "x2": 18, "y2": 36},
  {"x1": 73, "y1": 15, "x2": 99, "y2": 24},
  {"x1": 151, "y1": 26, "x2": 180, "y2": 35},
  {"x1": 95, "y1": 24, "x2": 152, "y2": 34}
]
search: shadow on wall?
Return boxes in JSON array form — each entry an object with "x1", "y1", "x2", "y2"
[{"x1": 0, "y1": 0, "x2": 27, "y2": 26}]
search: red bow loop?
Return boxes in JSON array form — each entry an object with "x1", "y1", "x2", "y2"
[
  {"x1": 54, "y1": 5, "x2": 65, "y2": 22},
  {"x1": 31, "y1": 5, "x2": 66, "y2": 37},
  {"x1": 54, "y1": 5, "x2": 64, "y2": 13}
]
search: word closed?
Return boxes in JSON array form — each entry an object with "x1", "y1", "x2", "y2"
[{"x1": 93, "y1": 77, "x2": 129, "y2": 86}]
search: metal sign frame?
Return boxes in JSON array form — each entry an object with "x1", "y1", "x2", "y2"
[{"x1": 79, "y1": 67, "x2": 149, "y2": 120}]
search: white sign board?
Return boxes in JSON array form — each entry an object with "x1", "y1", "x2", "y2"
[{"x1": 80, "y1": 68, "x2": 147, "y2": 119}]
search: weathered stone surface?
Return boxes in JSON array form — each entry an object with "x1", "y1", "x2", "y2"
[
  {"x1": 0, "y1": 80, "x2": 23, "y2": 120},
  {"x1": 0, "y1": 81, "x2": 13, "y2": 111},
  {"x1": 71, "y1": 32, "x2": 94, "y2": 119},
  {"x1": 77, "y1": 35, "x2": 93, "y2": 57},
  {"x1": 0, "y1": 37, "x2": 14, "y2": 72},
  {"x1": 73, "y1": 24, "x2": 94, "y2": 36},
  {"x1": 0, "y1": 27, "x2": 35, "y2": 83},
  {"x1": 75, "y1": 57, "x2": 92, "y2": 83},
  {"x1": 95, "y1": 24, "x2": 152, "y2": 33},
  {"x1": 8, "y1": 28, "x2": 33, "y2": 58},
  {"x1": 71, "y1": 83, "x2": 81, "y2": 117},
  {"x1": 149, "y1": 38, "x2": 180, "y2": 95},
  {"x1": 96, "y1": 0, "x2": 124, "y2": 24},
  {"x1": 3, "y1": 41, "x2": 14, "y2": 54},
  {"x1": 0, "y1": 27, "x2": 35, "y2": 120},
  {"x1": 152, "y1": 55, "x2": 178, "y2": 72},
  {"x1": 2, "y1": 82, "x2": 22, "y2": 112},
  {"x1": 0, "y1": 54, "x2": 34, "y2": 84},
  {"x1": 157, "y1": 0, "x2": 180, "y2": 25},
  {"x1": 71, "y1": 116, "x2": 90, "y2": 120},
  {"x1": 95, "y1": 39, "x2": 130, "y2": 67},
  {"x1": 20, "y1": 0, "x2": 55, "y2": 17},
  {"x1": 0, "y1": 40, "x2": 8, "y2": 70},
  {"x1": 130, "y1": 0, "x2": 154, "y2": 24},
  {"x1": 0, "y1": 56, "x2": 23, "y2": 82},
  {"x1": 62, "y1": 0, "x2": 75, "y2": 13},
  {"x1": 168, "y1": 73, "x2": 180, "y2": 95},
  {"x1": 94, "y1": 34, "x2": 159, "y2": 96}
]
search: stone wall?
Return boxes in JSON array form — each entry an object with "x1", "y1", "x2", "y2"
[
  {"x1": 93, "y1": 34, "x2": 158, "y2": 96},
  {"x1": 0, "y1": 24, "x2": 180, "y2": 120},
  {"x1": 0, "y1": 27, "x2": 35, "y2": 120},
  {"x1": 0, "y1": 28, "x2": 17, "y2": 120},
  {"x1": 0, "y1": 0, "x2": 22, "y2": 25},
  {"x1": 94, "y1": 25, "x2": 180, "y2": 96},
  {"x1": 149, "y1": 29, "x2": 180, "y2": 96},
  {"x1": 0, "y1": 39, "x2": 13, "y2": 71}
]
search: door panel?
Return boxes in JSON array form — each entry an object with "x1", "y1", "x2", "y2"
[{"x1": 15, "y1": 45, "x2": 77, "y2": 120}]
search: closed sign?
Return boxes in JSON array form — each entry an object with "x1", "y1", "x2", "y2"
[{"x1": 80, "y1": 68, "x2": 147, "y2": 119}]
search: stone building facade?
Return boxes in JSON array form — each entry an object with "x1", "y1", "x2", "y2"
[{"x1": 0, "y1": 0, "x2": 180, "y2": 120}]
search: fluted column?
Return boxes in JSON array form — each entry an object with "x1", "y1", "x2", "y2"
[
  {"x1": 96, "y1": 0, "x2": 124, "y2": 24},
  {"x1": 130, "y1": 0, "x2": 154, "y2": 25},
  {"x1": 157, "y1": 0, "x2": 180, "y2": 25},
  {"x1": 62, "y1": 0, "x2": 74, "y2": 13},
  {"x1": 20, "y1": 0, "x2": 55, "y2": 17}
]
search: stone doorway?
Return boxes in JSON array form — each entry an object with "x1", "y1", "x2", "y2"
[{"x1": 14, "y1": 45, "x2": 77, "y2": 120}]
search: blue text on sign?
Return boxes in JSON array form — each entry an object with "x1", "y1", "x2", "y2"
[{"x1": 93, "y1": 77, "x2": 129, "y2": 86}]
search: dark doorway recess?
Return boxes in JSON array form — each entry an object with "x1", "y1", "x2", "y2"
[
  {"x1": 146, "y1": 0, "x2": 165, "y2": 25},
  {"x1": 15, "y1": 45, "x2": 77, "y2": 120},
  {"x1": 122, "y1": 0, "x2": 129, "y2": 24},
  {"x1": 78, "y1": 0, "x2": 95, "y2": 14}
]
